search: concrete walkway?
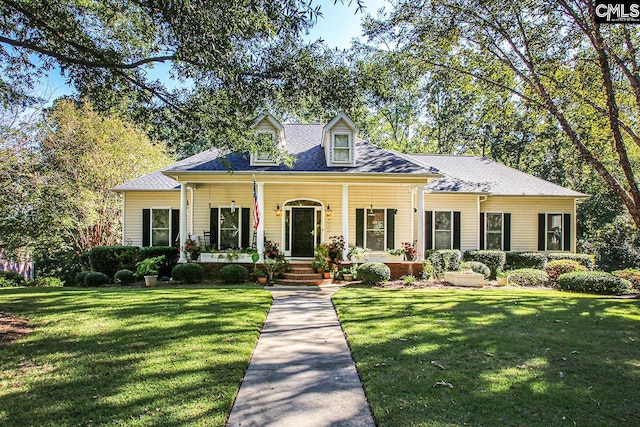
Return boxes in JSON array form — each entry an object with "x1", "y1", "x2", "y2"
[{"x1": 226, "y1": 285, "x2": 375, "y2": 427}]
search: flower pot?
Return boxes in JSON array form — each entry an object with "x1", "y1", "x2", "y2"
[
  {"x1": 343, "y1": 274, "x2": 353, "y2": 281},
  {"x1": 323, "y1": 272, "x2": 331, "y2": 279},
  {"x1": 144, "y1": 275, "x2": 158, "y2": 287},
  {"x1": 497, "y1": 276, "x2": 508, "y2": 287},
  {"x1": 257, "y1": 277, "x2": 267, "y2": 285}
]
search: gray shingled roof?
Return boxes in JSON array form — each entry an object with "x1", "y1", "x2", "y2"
[
  {"x1": 163, "y1": 124, "x2": 438, "y2": 174},
  {"x1": 407, "y1": 155, "x2": 587, "y2": 197}
]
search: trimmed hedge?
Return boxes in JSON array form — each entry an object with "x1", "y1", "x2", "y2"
[
  {"x1": 557, "y1": 271, "x2": 632, "y2": 295},
  {"x1": 114, "y1": 269, "x2": 136, "y2": 286},
  {"x1": 139, "y1": 246, "x2": 179, "y2": 277},
  {"x1": 75, "y1": 271, "x2": 91, "y2": 286},
  {"x1": 508, "y1": 269, "x2": 549, "y2": 287},
  {"x1": 464, "y1": 250, "x2": 506, "y2": 279},
  {"x1": 460, "y1": 261, "x2": 491, "y2": 278},
  {"x1": 505, "y1": 252, "x2": 547, "y2": 270},
  {"x1": 545, "y1": 260, "x2": 586, "y2": 285},
  {"x1": 0, "y1": 270, "x2": 26, "y2": 286},
  {"x1": 172, "y1": 263, "x2": 205, "y2": 284},
  {"x1": 89, "y1": 246, "x2": 139, "y2": 279},
  {"x1": 84, "y1": 272, "x2": 109, "y2": 287},
  {"x1": 612, "y1": 269, "x2": 640, "y2": 290},
  {"x1": 547, "y1": 253, "x2": 595, "y2": 270},
  {"x1": 425, "y1": 250, "x2": 462, "y2": 279},
  {"x1": 219, "y1": 264, "x2": 249, "y2": 284},
  {"x1": 357, "y1": 262, "x2": 391, "y2": 285}
]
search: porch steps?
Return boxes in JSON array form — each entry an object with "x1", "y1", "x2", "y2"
[{"x1": 275, "y1": 262, "x2": 333, "y2": 286}]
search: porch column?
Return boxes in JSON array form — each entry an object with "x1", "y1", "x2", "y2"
[
  {"x1": 342, "y1": 184, "x2": 349, "y2": 260},
  {"x1": 257, "y1": 182, "x2": 265, "y2": 258},
  {"x1": 417, "y1": 185, "x2": 425, "y2": 260},
  {"x1": 179, "y1": 183, "x2": 188, "y2": 263}
]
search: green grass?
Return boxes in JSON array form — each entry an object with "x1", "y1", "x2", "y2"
[
  {"x1": 333, "y1": 288, "x2": 640, "y2": 427},
  {"x1": 0, "y1": 286, "x2": 271, "y2": 426}
]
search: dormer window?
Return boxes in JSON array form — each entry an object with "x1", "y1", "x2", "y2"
[
  {"x1": 253, "y1": 131, "x2": 276, "y2": 164},
  {"x1": 332, "y1": 133, "x2": 352, "y2": 164}
]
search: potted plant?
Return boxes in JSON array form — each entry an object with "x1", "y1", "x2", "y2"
[
  {"x1": 402, "y1": 241, "x2": 417, "y2": 261},
  {"x1": 253, "y1": 266, "x2": 267, "y2": 285},
  {"x1": 312, "y1": 244, "x2": 329, "y2": 273},
  {"x1": 340, "y1": 267, "x2": 353, "y2": 281},
  {"x1": 136, "y1": 256, "x2": 165, "y2": 287},
  {"x1": 184, "y1": 238, "x2": 201, "y2": 262},
  {"x1": 496, "y1": 269, "x2": 509, "y2": 286}
]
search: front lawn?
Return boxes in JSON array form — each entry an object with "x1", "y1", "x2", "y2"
[
  {"x1": 333, "y1": 288, "x2": 640, "y2": 426},
  {"x1": 0, "y1": 286, "x2": 271, "y2": 426}
]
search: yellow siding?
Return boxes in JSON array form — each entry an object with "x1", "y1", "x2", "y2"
[
  {"x1": 123, "y1": 191, "x2": 182, "y2": 247},
  {"x1": 423, "y1": 194, "x2": 479, "y2": 251},
  {"x1": 481, "y1": 196, "x2": 576, "y2": 252},
  {"x1": 255, "y1": 118, "x2": 277, "y2": 133}
]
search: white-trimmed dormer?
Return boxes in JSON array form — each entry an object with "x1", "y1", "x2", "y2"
[
  {"x1": 251, "y1": 112, "x2": 285, "y2": 166},
  {"x1": 322, "y1": 112, "x2": 358, "y2": 167}
]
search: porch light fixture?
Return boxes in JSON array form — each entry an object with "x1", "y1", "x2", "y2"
[
  {"x1": 275, "y1": 204, "x2": 282, "y2": 216},
  {"x1": 326, "y1": 205, "x2": 332, "y2": 217},
  {"x1": 231, "y1": 200, "x2": 236, "y2": 213}
]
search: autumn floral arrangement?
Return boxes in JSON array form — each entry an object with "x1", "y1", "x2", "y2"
[
  {"x1": 402, "y1": 241, "x2": 417, "y2": 261},
  {"x1": 263, "y1": 239, "x2": 281, "y2": 259},
  {"x1": 326, "y1": 235, "x2": 345, "y2": 268}
]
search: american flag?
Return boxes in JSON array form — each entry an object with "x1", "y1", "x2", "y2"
[{"x1": 253, "y1": 177, "x2": 260, "y2": 231}]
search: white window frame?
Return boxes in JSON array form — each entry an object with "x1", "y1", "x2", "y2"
[
  {"x1": 151, "y1": 207, "x2": 171, "y2": 246},
  {"x1": 545, "y1": 213, "x2": 563, "y2": 251},
  {"x1": 218, "y1": 206, "x2": 242, "y2": 249},
  {"x1": 433, "y1": 210, "x2": 453, "y2": 250},
  {"x1": 364, "y1": 208, "x2": 387, "y2": 251},
  {"x1": 485, "y1": 212, "x2": 504, "y2": 250},
  {"x1": 331, "y1": 131, "x2": 352, "y2": 165},
  {"x1": 251, "y1": 130, "x2": 277, "y2": 165}
]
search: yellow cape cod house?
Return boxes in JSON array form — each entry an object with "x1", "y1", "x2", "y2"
[{"x1": 114, "y1": 112, "x2": 587, "y2": 263}]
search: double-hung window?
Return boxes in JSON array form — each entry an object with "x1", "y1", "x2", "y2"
[
  {"x1": 253, "y1": 131, "x2": 277, "y2": 164},
  {"x1": 485, "y1": 213, "x2": 503, "y2": 250},
  {"x1": 332, "y1": 133, "x2": 351, "y2": 164},
  {"x1": 365, "y1": 208, "x2": 385, "y2": 251},
  {"x1": 151, "y1": 208, "x2": 170, "y2": 246},
  {"x1": 434, "y1": 211, "x2": 453, "y2": 249},
  {"x1": 219, "y1": 207, "x2": 241, "y2": 249},
  {"x1": 546, "y1": 213, "x2": 563, "y2": 251}
]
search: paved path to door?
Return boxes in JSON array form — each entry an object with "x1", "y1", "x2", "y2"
[{"x1": 226, "y1": 285, "x2": 375, "y2": 427}]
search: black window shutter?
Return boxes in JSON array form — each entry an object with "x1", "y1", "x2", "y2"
[
  {"x1": 538, "y1": 213, "x2": 546, "y2": 251},
  {"x1": 142, "y1": 209, "x2": 151, "y2": 247},
  {"x1": 356, "y1": 209, "x2": 364, "y2": 247},
  {"x1": 242, "y1": 208, "x2": 250, "y2": 249},
  {"x1": 563, "y1": 213, "x2": 571, "y2": 252},
  {"x1": 453, "y1": 211, "x2": 461, "y2": 250},
  {"x1": 425, "y1": 211, "x2": 433, "y2": 250},
  {"x1": 210, "y1": 208, "x2": 219, "y2": 250},
  {"x1": 171, "y1": 209, "x2": 180, "y2": 247},
  {"x1": 503, "y1": 213, "x2": 511, "y2": 251},
  {"x1": 479, "y1": 213, "x2": 485, "y2": 250},
  {"x1": 386, "y1": 209, "x2": 395, "y2": 250}
]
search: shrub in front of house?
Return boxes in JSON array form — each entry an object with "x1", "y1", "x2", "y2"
[
  {"x1": 545, "y1": 260, "x2": 586, "y2": 285},
  {"x1": 464, "y1": 250, "x2": 506, "y2": 279},
  {"x1": 75, "y1": 271, "x2": 90, "y2": 286},
  {"x1": 612, "y1": 269, "x2": 640, "y2": 290},
  {"x1": 557, "y1": 271, "x2": 632, "y2": 295},
  {"x1": 172, "y1": 263, "x2": 205, "y2": 284},
  {"x1": 139, "y1": 246, "x2": 180, "y2": 277},
  {"x1": 89, "y1": 246, "x2": 139, "y2": 279},
  {"x1": 505, "y1": 252, "x2": 547, "y2": 270},
  {"x1": 27, "y1": 277, "x2": 64, "y2": 287},
  {"x1": 114, "y1": 269, "x2": 136, "y2": 286},
  {"x1": 460, "y1": 261, "x2": 490, "y2": 278},
  {"x1": 546, "y1": 253, "x2": 595, "y2": 270},
  {"x1": 508, "y1": 269, "x2": 549, "y2": 287},
  {"x1": 425, "y1": 250, "x2": 462, "y2": 279},
  {"x1": 35, "y1": 250, "x2": 84, "y2": 286},
  {"x1": 0, "y1": 270, "x2": 26, "y2": 287},
  {"x1": 219, "y1": 264, "x2": 249, "y2": 284},
  {"x1": 84, "y1": 272, "x2": 109, "y2": 287},
  {"x1": 357, "y1": 262, "x2": 391, "y2": 285}
]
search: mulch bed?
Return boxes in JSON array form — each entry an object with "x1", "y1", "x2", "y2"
[{"x1": 0, "y1": 311, "x2": 33, "y2": 345}]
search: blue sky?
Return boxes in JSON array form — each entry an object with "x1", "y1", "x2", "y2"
[{"x1": 37, "y1": 0, "x2": 388, "y2": 101}]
